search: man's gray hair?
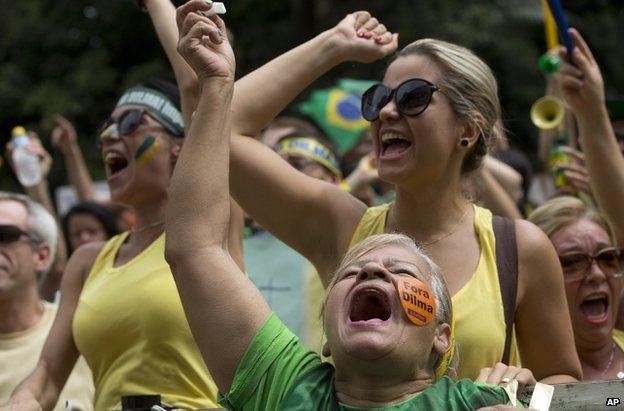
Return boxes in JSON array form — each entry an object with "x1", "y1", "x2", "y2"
[{"x1": 0, "y1": 191, "x2": 58, "y2": 273}]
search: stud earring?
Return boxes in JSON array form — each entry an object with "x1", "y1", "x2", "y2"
[{"x1": 459, "y1": 138, "x2": 470, "y2": 147}]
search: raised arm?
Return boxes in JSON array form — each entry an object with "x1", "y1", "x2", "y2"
[
  {"x1": 514, "y1": 220, "x2": 582, "y2": 383},
  {"x1": 231, "y1": 12, "x2": 397, "y2": 137},
  {"x1": 2, "y1": 243, "x2": 101, "y2": 410},
  {"x1": 144, "y1": 0, "x2": 199, "y2": 127},
  {"x1": 557, "y1": 28, "x2": 624, "y2": 245},
  {"x1": 51, "y1": 115, "x2": 95, "y2": 202},
  {"x1": 229, "y1": 12, "x2": 397, "y2": 280},
  {"x1": 475, "y1": 167, "x2": 522, "y2": 220},
  {"x1": 144, "y1": 0, "x2": 246, "y2": 270},
  {"x1": 165, "y1": 0, "x2": 267, "y2": 393}
]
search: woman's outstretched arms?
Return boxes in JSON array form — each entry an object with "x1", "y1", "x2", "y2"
[{"x1": 165, "y1": 0, "x2": 269, "y2": 393}]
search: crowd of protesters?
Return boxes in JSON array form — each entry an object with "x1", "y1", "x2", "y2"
[{"x1": 1, "y1": 0, "x2": 624, "y2": 410}]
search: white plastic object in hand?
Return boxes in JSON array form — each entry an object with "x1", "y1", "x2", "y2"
[
  {"x1": 528, "y1": 382, "x2": 554, "y2": 411},
  {"x1": 201, "y1": 2, "x2": 226, "y2": 17},
  {"x1": 10, "y1": 126, "x2": 42, "y2": 187}
]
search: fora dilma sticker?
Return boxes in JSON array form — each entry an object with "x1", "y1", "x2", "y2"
[{"x1": 396, "y1": 276, "x2": 436, "y2": 326}]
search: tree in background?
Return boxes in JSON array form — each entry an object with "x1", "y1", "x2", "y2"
[{"x1": 1, "y1": 0, "x2": 622, "y2": 194}]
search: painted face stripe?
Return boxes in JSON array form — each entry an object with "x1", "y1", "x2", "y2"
[{"x1": 135, "y1": 136, "x2": 159, "y2": 167}]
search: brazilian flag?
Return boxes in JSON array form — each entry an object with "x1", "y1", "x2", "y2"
[{"x1": 299, "y1": 78, "x2": 376, "y2": 153}]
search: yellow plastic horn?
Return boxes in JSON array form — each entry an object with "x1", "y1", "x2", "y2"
[
  {"x1": 540, "y1": 0, "x2": 559, "y2": 51},
  {"x1": 531, "y1": 96, "x2": 565, "y2": 130}
]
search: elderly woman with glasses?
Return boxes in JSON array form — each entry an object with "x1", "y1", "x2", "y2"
[
  {"x1": 209, "y1": 7, "x2": 581, "y2": 383},
  {"x1": 166, "y1": 5, "x2": 535, "y2": 409},
  {"x1": 529, "y1": 196, "x2": 624, "y2": 380}
]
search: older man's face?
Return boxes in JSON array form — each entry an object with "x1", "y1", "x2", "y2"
[{"x1": 0, "y1": 200, "x2": 40, "y2": 299}]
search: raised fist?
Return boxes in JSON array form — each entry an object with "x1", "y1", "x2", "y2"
[{"x1": 176, "y1": 0, "x2": 235, "y2": 82}]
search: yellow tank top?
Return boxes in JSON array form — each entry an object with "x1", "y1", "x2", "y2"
[
  {"x1": 72, "y1": 232, "x2": 219, "y2": 410},
  {"x1": 349, "y1": 203, "x2": 520, "y2": 380},
  {"x1": 614, "y1": 328, "x2": 624, "y2": 352}
]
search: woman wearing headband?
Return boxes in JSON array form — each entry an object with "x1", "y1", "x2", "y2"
[
  {"x1": 167, "y1": 6, "x2": 534, "y2": 408},
  {"x1": 221, "y1": 11, "x2": 581, "y2": 382},
  {"x1": 1, "y1": 18, "x2": 248, "y2": 409}
]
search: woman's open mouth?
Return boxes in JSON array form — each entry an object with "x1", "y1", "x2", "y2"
[
  {"x1": 349, "y1": 287, "x2": 392, "y2": 325},
  {"x1": 579, "y1": 292, "x2": 610, "y2": 324},
  {"x1": 380, "y1": 133, "x2": 412, "y2": 158},
  {"x1": 105, "y1": 151, "x2": 129, "y2": 178}
]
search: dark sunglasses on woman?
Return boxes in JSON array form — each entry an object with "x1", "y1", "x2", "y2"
[
  {"x1": 558, "y1": 247, "x2": 624, "y2": 282},
  {"x1": 361, "y1": 78, "x2": 440, "y2": 122},
  {"x1": 0, "y1": 224, "x2": 42, "y2": 245},
  {"x1": 96, "y1": 108, "x2": 183, "y2": 148}
]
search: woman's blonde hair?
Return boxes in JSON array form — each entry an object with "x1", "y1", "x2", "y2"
[
  {"x1": 395, "y1": 39, "x2": 501, "y2": 174},
  {"x1": 323, "y1": 233, "x2": 457, "y2": 378},
  {"x1": 528, "y1": 196, "x2": 615, "y2": 243}
]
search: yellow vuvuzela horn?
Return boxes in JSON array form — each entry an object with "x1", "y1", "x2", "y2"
[{"x1": 531, "y1": 96, "x2": 565, "y2": 130}]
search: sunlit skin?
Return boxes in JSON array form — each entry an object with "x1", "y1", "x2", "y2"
[
  {"x1": 372, "y1": 55, "x2": 466, "y2": 187},
  {"x1": 67, "y1": 213, "x2": 109, "y2": 252},
  {"x1": 101, "y1": 105, "x2": 180, "y2": 208},
  {"x1": 323, "y1": 245, "x2": 450, "y2": 404},
  {"x1": 550, "y1": 219, "x2": 622, "y2": 346}
]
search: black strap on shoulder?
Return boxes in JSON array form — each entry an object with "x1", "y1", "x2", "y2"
[{"x1": 492, "y1": 215, "x2": 518, "y2": 365}]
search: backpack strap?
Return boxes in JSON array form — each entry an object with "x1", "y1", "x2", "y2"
[{"x1": 492, "y1": 215, "x2": 518, "y2": 365}]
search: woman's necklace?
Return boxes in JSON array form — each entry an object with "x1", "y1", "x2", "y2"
[
  {"x1": 609, "y1": 342, "x2": 624, "y2": 380},
  {"x1": 599, "y1": 342, "x2": 616, "y2": 377},
  {"x1": 600, "y1": 341, "x2": 624, "y2": 380},
  {"x1": 131, "y1": 220, "x2": 165, "y2": 234},
  {"x1": 389, "y1": 204, "x2": 470, "y2": 247}
]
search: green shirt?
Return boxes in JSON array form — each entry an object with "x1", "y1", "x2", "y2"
[{"x1": 220, "y1": 314, "x2": 512, "y2": 410}]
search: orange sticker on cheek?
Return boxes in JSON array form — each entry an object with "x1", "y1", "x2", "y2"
[{"x1": 396, "y1": 276, "x2": 436, "y2": 326}]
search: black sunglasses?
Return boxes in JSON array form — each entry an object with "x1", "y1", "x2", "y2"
[
  {"x1": 361, "y1": 78, "x2": 440, "y2": 122},
  {"x1": 0, "y1": 224, "x2": 42, "y2": 245},
  {"x1": 558, "y1": 247, "x2": 624, "y2": 282},
  {"x1": 96, "y1": 109, "x2": 183, "y2": 148}
]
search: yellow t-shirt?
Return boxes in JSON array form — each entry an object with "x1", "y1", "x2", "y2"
[
  {"x1": 349, "y1": 203, "x2": 520, "y2": 380},
  {"x1": 0, "y1": 302, "x2": 94, "y2": 411},
  {"x1": 72, "y1": 232, "x2": 218, "y2": 410}
]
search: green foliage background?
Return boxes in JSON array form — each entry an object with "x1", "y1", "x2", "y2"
[{"x1": 1, "y1": 0, "x2": 623, "y2": 197}]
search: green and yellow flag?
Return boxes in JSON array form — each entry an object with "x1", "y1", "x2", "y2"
[{"x1": 299, "y1": 78, "x2": 376, "y2": 153}]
